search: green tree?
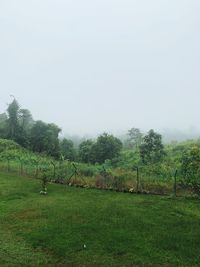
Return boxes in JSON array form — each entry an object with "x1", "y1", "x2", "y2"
[
  {"x1": 79, "y1": 139, "x2": 94, "y2": 163},
  {"x1": 127, "y1": 128, "x2": 143, "y2": 149},
  {"x1": 0, "y1": 113, "x2": 8, "y2": 138},
  {"x1": 16, "y1": 109, "x2": 34, "y2": 148},
  {"x1": 30, "y1": 121, "x2": 61, "y2": 158},
  {"x1": 60, "y1": 138, "x2": 76, "y2": 161},
  {"x1": 92, "y1": 133, "x2": 123, "y2": 164},
  {"x1": 7, "y1": 98, "x2": 20, "y2": 140},
  {"x1": 45, "y1": 123, "x2": 61, "y2": 158},
  {"x1": 19, "y1": 109, "x2": 34, "y2": 131},
  {"x1": 140, "y1": 129, "x2": 165, "y2": 164}
]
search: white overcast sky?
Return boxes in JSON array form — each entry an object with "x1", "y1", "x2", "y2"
[{"x1": 0, "y1": 0, "x2": 200, "y2": 135}]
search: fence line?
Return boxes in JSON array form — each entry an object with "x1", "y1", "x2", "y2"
[{"x1": 0, "y1": 159, "x2": 196, "y2": 197}]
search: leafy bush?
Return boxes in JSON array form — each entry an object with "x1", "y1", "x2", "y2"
[
  {"x1": 180, "y1": 146, "x2": 200, "y2": 196},
  {"x1": 39, "y1": 168, "x2": 52, "y2": 195},
  {"x1": 0, "y1": 139, "x2": 20, "y2": 152},
  {"x1": 79, "y1": 165, "x2": 97, "y2": 177}
]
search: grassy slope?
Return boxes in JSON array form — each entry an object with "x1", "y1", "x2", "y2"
[{"x1": 0, "y1": 173, "x2": 200, "y2": 267}]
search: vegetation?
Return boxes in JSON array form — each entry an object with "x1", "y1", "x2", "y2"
[
  {"x1": 139, "y1": 129, "x2": 165, "y2": 164},
  {"x1": 0, "y1": 172, "x2": 200, "y2": 267},
  {"x1": 0, "y1": 98, "x2": 123, "y2": 163},
  {"x1": 60, "y1": 138, "x2": 76, "y2": 161},
  {"x1": 180, "y1": 146, "x2": 200, "y2": 196},
  {"x1": 126, "y1": 127, "x2": 143, "y2": 149},
  {"x1": 90, "y1": 133, "x2": 123, "y2": 164},
  {"x1": 79, "y1": 139, "x2": 94, "y2": 163},
  {"x1": 0, "y1": 135, "x2": 200, "y2": 196},
  {"x1": 1, "y1": 97, "x2": 200, "y2": 266}
]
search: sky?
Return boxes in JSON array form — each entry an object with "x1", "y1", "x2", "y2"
[{"x1": 0, "y1": 0, "x2": 200, "y2": 136}]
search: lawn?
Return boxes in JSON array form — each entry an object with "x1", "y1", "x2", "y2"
[{"x1": 0, "y1": 172, "x2": 200, "y2": 267}]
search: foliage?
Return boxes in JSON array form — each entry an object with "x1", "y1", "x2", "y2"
[
  {"x1": 140, "y1": 129, "x2": 165, "y2": 164},
  {"x1": 19, "y1": 109, "x2": 34, "y2": 131},
  {"x1": 180, "y1": 146, "x2": 200, "y2": 196},
  {"x1": 7, "y1": 98, "x2": 20, "y2": 140},
  {"x1": 30, "y1": 121, "x2": 61, "y2": 158},
  {"x1": 78, "y1": 164, "x2": 97, "y2": 177},
  {"x1": 2, "y1": 131, "x2": 200, "y2": 196},
  {"x1": 0, "y1": 138, "x2": 21, "y2": 152},
  {"x1": 79, "y1": 139, "x2": 94, "y2": 163},
  {"x1": 0, "y1": 113, "x2": 8, "y2": 138},
  {"x1": 40, "y1": 169, "x2": 49, "y2": 195},
  {"x1": 60, "y1": 138, "x2": 76, "y2": 161},
  {"x1": 91, "y1": 133, "x2": 123, "y2": 164},
  {"x1": 125, "y1": 127, "x2": 143, "y2": 149},
  {"x1": 0, "y1": 98, "x2": 61, "y2": 158}
]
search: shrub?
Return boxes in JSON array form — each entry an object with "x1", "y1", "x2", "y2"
[
  {"x1": 40, "y1": 169, "x2": 50, "y2": 195},
  {"x1": 180, "y1": 146, "x2": 200, "y2": 197},
  {"x1": 112, "y1": 175, "x2": 126, "y2": 191},
  {"x1": 79, "y1": 165, "x2": 96, "y2": 177}
]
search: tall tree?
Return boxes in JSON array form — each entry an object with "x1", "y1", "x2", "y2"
[
  {"x1": 7, "y1": 98, "x2": 20, "y2": 140},
  {"x1": 0, "y1": 113, "x2": 8, "y2": 138},
  {"x1": 139, "y1": 129, "x2": 165, "y2": 164},
  {"x1": 30, "y1": 121, "x2": 61, "y2": 158},
  {"x1": 91, "y1": 133, "x2": 123, "y2": 164},
  {"x1": 79, "y1": 139, "x2": 94, "y2": 163},
  {"x1": 60, "y1": 138, "x2": 76, "y2": 161},
  {"x1": 127, "y1": 128, "x2": 143, "y2": 149},
  {"x1": 19, "y1": 109, "x2": 34, "y2": 131}
]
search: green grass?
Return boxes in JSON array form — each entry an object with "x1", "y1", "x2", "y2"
[{"x1": 0, "y1": 172, "x2": 200, "y2": 266}]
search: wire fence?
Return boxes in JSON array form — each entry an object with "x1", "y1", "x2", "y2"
[{"x1": 0, "y1": 159, "x2": 197, "y2": 197}]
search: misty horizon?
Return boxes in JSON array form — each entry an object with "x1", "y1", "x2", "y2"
[
  {"x1": 1, "y1": 95, "x2": 200, "y2": 141},
  {"x1": 1, "y1": 1, "x2": 200, "y2": 137}
]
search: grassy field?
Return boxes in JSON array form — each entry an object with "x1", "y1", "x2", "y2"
[{"x1": 0, "y1": 173, "x2": 200, "y2": 267}]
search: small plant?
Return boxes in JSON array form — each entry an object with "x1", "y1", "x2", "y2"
[{"x1": 40, "y1": 169, "x2": 49, "y2": 195}]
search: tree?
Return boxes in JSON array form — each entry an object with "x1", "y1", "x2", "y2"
[
  {"x1": 139, "y1": 129, "x2": 165, "y2": 164},
  {"x1": 0, "y1": 113, "x2": 8, "y2": 138},
  {"x1": 30, "y1": 121, "x2": 61, "y2": 158},
  {"x1": 60, "y1": 138, "x2": 76, "y2": 161},
  {"x1": 91, "y1": 133, "x2": 123, "y2": 164},
  {"x1": 15, "y1": 108, "x2": 34, "y2": 148},
  {"x1": 7, "y1": 98, "x2": 20, "y2": 140},
  {"x1": 127, "y1": 128, "x2": 143, "y2": 149},
  {"x1": 19, "y1": 109, "x2": 34, "y2": 131},
  {"x1": 79, "y1": 139, "x2": 94, "y2": 163},
  {"x1": 45, "y1": 123, "x2": 61, "y2": 158}
]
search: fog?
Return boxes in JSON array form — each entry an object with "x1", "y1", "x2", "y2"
[{"x1": 0, "y1": 0, "x2": 200, "y2": 137}]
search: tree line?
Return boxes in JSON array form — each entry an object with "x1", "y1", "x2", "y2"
[{"x1": 0, "y1": 98, "x2": 165, "y2": 165}]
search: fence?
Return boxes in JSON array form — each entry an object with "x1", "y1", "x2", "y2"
[{"x1": 0, "y1": 159, "x2": 197, "y2": 197}]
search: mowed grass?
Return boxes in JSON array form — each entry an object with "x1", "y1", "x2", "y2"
[{"x1": 0, "y1": 173, "x2": 200, "y2": 267}]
